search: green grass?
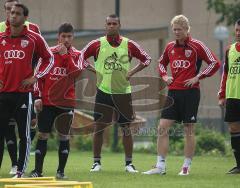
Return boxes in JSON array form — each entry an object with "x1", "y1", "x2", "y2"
[{"x1": 1, "y1": 151, "x2": 240, "y2": 188}]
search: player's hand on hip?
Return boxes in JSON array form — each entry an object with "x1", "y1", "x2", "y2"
[
  {"x1": 34, "y1": 99, "x2": 43, "y2": 113},
  {"x1": 162, "y1": 75, "x2": 173, "y2": 85},
  {"x1": 184, "y1": 76, "x2": 199, "y2": 87},
  {"x1": 57, "y1": 43, "x2": 67, "y2": 55},
  {"x1": 21, "y1": 76, "x2": 37, "y2": 89},
  {"x1": 218, "y1": 98, "x2": 226, "y2": 107},
  {"x1": 0, "y1": 80, "x2": 3, "y2": 89},
  {"x1": 126, "y1": 71, "x2": 132, "y2": 81}
]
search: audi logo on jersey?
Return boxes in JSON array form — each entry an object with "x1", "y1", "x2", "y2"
[
  {"x1": 4, "y1": 50, "x2": 25, "y2": 59},
  {"x1": 172, "y1": 60, "x2": 191, "y2": 69},
  {"x1": 50, "y1": 67, "x2": 67, "y2": 76},
  {"x1": 230, "y1": 66, "x2": 240, "y2": 75},
  {"x1": 104, "y1": 62, "x2": 122, "y2": 71}
]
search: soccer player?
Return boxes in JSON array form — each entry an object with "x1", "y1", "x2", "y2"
[
  {"x1": 81, "y1": 14, "x2": 151, "y2": 173},
  {"x1": 218, "y1": 19, "x2": 240, "y2": 174},
  {"x1": 29, "y1": 23, "x2": 84, "y2": 179},
  {"x1": 143, "y1": 15, "x2": 220, "y2": 175},
  {"x1": 0, "y1": 3, "x2": 54, "y2": 178},
  {"x1": 0, "y1": 0, "x2": 40, "y2": 175}
]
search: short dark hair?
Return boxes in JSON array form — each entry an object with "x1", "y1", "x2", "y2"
[
  {"x1": 58, "y1": 23, "x2": 74, "y2": 34},
  {"x1": 4, "y1": 0, "x2": 19, "y2": 9},
  {"x1": 236, "y1": 19, "x2": 240, "y2": 26},
  {"x1": 106, "y1": 14, "x2": 120, "y2": 24},
  {"x1": 13, "y1": 3, "x2": 29, "y2": 16}
]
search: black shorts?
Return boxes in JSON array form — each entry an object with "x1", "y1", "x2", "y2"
[
  {"x1": 161, "y1": 89, "x2": 200, "y2": 123},
  {"x1": 94, "y1": 89, "x2": 135, "y2": 125},
  {"x1": 38, "y1": 106, "x2": 73, "y2": 134},
  {"x1": 8, "y1": 93, "x2": 36, "y2": 126},
  {"x1": 225, "y1": 98, "x2": 240, "y2": 122}
]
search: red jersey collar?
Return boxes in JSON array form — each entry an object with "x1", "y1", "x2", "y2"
[
  {"x1": 106, "y1": 34, "x2": 122, "y2": 46},
  {"x1": 175, "y1": 36, "x2": 191, "y2": 46},
  {"x1": 5, "y1": 25, "x2": 28, "y2": 37}
]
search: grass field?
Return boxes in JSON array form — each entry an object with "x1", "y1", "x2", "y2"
[{"x1": 1, "y1": 151, "x2": 240, "y2": 188}]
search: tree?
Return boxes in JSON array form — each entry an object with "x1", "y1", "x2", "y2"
[{"x1": 207, "y1": 0, "x2": 240, "y2": 26}]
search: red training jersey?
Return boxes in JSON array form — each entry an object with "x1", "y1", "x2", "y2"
[
  {"x1": 158, "y1": 36, "x2": 220, "y2": 90},
  {"x1": 34, "y1": 46, "x2": 85, "y2": 107},
  {"x1": 0, "y1": 26, "x2": 54, "y2": 93}
]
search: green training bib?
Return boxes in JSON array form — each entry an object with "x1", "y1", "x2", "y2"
[{"x1": 95, "y1": 36, "x2": 131, "y2": 94}]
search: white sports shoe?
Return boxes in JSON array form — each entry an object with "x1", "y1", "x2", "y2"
[
  {"x1": 12, "y1": 171, "x2": 24, "y2": 178},
  {"x1": 125, "y1": 164, "x2": 138, "y2": 173},
  {"x1": 142, "y1": 167, "x2": 166, "y2": 175},
  {"x1": 178, "y1": 166, "x2": 190, "y2": 176},
  {"x1": 9, "y1": 165, "x2": 18, "y2": 175},
  {"x1": 90, "y1": 163, "x2": 101, "y2": 172}
]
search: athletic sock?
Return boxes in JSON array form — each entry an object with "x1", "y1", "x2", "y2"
[
  {"x1": 35, "y1": 139, "x2": 47, "y2": 173},
  {"x1": 125, "y1": 156, "x2": 132, "y2": 166},
  {"x1": 231, "y1": 132, "x2": 240, "y2": 168},
  {"x1": 93, "y1": 157, "x2": 101, "y2": 165},
  {"x1": 182, "y1": 157, "x2": 192, "y2": 168},
  {"x1": 156, "y1": 155, "x2": 166, "y2": 169},
  {"x1": 57, "y1": 140, "x2": 70, "y2": 173}
]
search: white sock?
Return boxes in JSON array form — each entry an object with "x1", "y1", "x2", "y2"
[
  {"x1": 183, "y1": 157, "x2": 192, "y2": 168},
  {"x1": 156, "y1": 155, "x2": 166, "y2": 169}
]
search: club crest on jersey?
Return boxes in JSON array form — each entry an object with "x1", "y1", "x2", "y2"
[
  {"x1": 1, "y1": 40, "x2": 6, "y2": 46},
  {"x1": 21, "y1": 40, "x2": 29, "y2": 48},
  {"x1": 185, "y1": 50, "x2": 192, "y2": 58},
  {"x1": 171, "y1": 50, "x2": 175, "y2": 55}
]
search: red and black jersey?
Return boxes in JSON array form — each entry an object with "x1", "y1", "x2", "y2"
[
  {"x1": 34, "y1": 46, "x2": 84, "y2": 107},
  {"x1": 158, "y1": 36, "x2": 220, "y2": 90},
  {"x1": 218, "y1": 43, "x2": 240, "y2": 99},
  {"x1": 0, "y1": 26, "x2": 54, "y2": 93},
  {"x1": 80, "y1": 34, "x2": 151, "y2": 66}
]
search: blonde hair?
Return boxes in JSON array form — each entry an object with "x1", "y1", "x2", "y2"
[{"x1": 171, "y1": 15, "x2": 190, "y2": 32}]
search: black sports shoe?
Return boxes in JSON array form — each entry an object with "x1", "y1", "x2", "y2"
[
  {"x1": 56, "y1": 171, "x2": 68, "y2": 179},
  {"x1": 90, "y1": 162, "x2": 101, "y2": 172},
  {"x1": 226, "y1": 167, "x2": 240, "y2": 174},
  {"x1": 29, "y1": 170, "x2": 43, "y2": 177},
  {"x1": 125, "y1": 163, "x2": 139, "y2": 173}
]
